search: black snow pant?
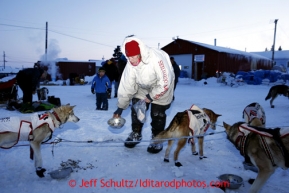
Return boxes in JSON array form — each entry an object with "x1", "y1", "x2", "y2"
[
  {"x1": 18, "y1": 84, "x2": 33, "y2": 104},
  {"x1": 131, "y1": 98, "x2": 171, "y2": 136},
  {"x1": 96, "y1": 93, "x2": 108, "y2": 110}
]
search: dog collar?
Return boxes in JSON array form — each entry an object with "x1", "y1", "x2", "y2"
[{"x1": 52, "y1": 111, "x2": 61, "y2": 123}]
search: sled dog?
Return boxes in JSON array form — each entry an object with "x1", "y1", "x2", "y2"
[
  {"x1": 265, "y1": 85, "x2": 289, "y2": 108},
  {"x1": 0, "y1": 104, "x2": 80, "y2": 177},
  {"x1": 223, "y1": 121, "x2": 289, "y2": 193},
  {"x1": 243, "y1": 102, "x2": 266, "y2": 127},
  {"x1": 152, "y1": 105, "x2": 221, "y2": 167}
]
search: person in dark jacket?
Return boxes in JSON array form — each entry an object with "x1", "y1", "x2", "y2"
[
  {"x1": 116, "y1": 54, "x2": 127, "y2": 97},
  {"x1": 170, "y1": 57, "x2": 181, "y2": 100},
  {"x1": 117, "y1": 54, "x2": 127, "y2": 81},
  {"x1": 91, "y1": 67, "x2": 111, "y2": 110},
  {"x1": 102, "y1": 59, "x2": 119, "y2": 98},
  {"x1": 16, "y1": 68, "x2": 47, "y2": 111}
]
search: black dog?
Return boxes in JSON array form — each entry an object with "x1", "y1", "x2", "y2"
[{"x1": 265, "y1": 85, "x2": 289, "y2": 108}]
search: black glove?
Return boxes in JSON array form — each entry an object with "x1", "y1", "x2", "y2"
[
  {"x1": 114, "y1": 108, "x2": 123, "y2": 116},
  {"x1": 91, "y1": 88, "x2": 95, "y2": 94},
  {"x1": 107, "y1": 88, "x2": 112, "y2": 93}
]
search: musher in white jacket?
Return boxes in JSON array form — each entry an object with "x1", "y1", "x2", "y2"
[{"x1": 112, "y1": 36, "x2": 175, "y2": 153}]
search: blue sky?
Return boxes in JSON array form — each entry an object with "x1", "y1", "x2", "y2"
[{"x1": 1, "y1": 0, "x2": 289, "y2": 68}]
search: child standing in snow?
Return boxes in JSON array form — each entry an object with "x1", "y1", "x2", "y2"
[{"x1": 91, "y1": 67, "x2": 111, "y2": 110}]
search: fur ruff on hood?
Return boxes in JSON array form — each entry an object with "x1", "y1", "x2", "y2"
[{"x1": 121, "y1": 37, "x2": 151, "y2": 64}]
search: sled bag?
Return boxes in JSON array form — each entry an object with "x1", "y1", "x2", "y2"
[{"x1": 48, "y1": 96, "x2": 61, "y2": 107}]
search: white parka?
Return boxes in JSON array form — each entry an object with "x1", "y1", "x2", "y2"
[{"x1": 117, "y1": 37, "x2": 175, "y2": 110}]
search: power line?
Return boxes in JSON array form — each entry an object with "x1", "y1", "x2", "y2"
[
  {"x1": 0, "y1": 23, "x2": 117, "y2": 66},
  {"x1": 279, "y1": 25, "x2": 289, "y2": 40},
  {"x1": 0, "y1": 23, "x2": 45, "y2": 31},
  {"x1": 5, "y1": 55, "x2": 36, "y2": 64},
  {"x1": 49, "y1": 29, "x2": 113, "y2": 47},
  {"x1": 0, "y1": 23, "x2": 114, "y2": 47},
  {"x1": 4, "y1": 60, "x2": 34, "y2": 64}
]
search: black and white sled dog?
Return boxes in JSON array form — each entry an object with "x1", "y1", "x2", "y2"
[{"x1": 0, "y1": 104, "x2": 79, "y2": 177}]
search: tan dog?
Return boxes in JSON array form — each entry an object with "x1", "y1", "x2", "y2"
[
  {"x1": 223, "y1": 121, "x2": 289, "y2": 193},
  {"x1": 0, "y1": 104, "x2": 80, "y2": 177},
  {"x1": 191, "y1": 108, "x2": 222, "y2": 157},
  {"x1": 153, "y1": 105, "x2": 221, "y2": 167},
  {"x1": 242, "y1": 102, "x2": 266, "y2": 172}
]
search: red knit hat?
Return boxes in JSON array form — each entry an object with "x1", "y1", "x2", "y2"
[{"x1": 125, "y1": 40, "x2": 140, "y2": 57}]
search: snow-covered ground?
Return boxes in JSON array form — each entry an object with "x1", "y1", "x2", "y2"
[{"x1": 0, "y1": 76, "x2": 288, "y2": 193}]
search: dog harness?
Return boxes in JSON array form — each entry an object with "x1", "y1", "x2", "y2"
[
  {"x1": 243, "y1": 102, "x2": 266, "y2": 126},
  {"x1": 187, "y1": 105, "x2": 210, "y2": 143},
  {"x1": 235, "y1": 123, "x2": 289, "y2": 167},
  {"x1": 0, "y1": 113, "x2": 55, "y2": 149}
]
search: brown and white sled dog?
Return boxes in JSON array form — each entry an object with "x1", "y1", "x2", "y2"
[
  {"x1": 243, "y1": 102, "x2": 266, "y2": 127},
  {"x1": 223, "y1": 121, "x2": 289, "y2": 193},
  {"x1": 0, "y1": 104, "x2": 80, "y2": 177},
  {"x1": 265, "y1": 84, "x2": 289, "y2": 108},
  {"x1": 152, "y1": 105, "x2": 221, "y2": 167}
]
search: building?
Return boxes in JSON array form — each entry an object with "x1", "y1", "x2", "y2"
[
  {"x1": 89, "y1": 59, "x2": 104, "y2": 72},
  {"x1": 251, "y1": 50, "x2": 289, "y2": 72},
  {"x1": 37, "y1": 60, "x2": 96, "y2": 82},
  {"x1": 161, "y1": 38, "x2": 272, "y2": 80},
  {"x1": 56, "y1": 61, "x2": 96, "y2": 80}
]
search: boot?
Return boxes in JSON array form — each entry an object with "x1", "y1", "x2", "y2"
[
  {"x1": 147, "y1": 134, "x2": 163, "y2": 154},
  {"x1": 126, "y1": 104, "x2": 144, "y2": 148},
  {"x1": 6, "y1": 104, "x2": 15, "y2": 111},
  {"x1": 102, "y1": 104, "x2": 108, "y2": 111},
  {"x1": 124, "y1": 132, "x2": 142, "y2": 148}
]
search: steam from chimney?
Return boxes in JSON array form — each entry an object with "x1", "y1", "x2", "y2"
[{"x1": 40, "y1": 39, "x2": 62, "y2": 82}]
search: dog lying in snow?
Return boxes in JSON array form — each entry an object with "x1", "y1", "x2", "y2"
[
  {"x1": 0, "y1": 104, "x2": 79, "y2": 177},
  {"x1": 223, "y1": 121, "x2": 289, "y2": 193}
]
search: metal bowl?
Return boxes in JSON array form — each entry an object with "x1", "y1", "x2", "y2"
[
  {"x1": 218, "y1": 173, "x2": 243, "y2": 189},
  {"x1": 107, "y1": 117, "x2": 126, "y2": 129},
  {"x1": 49, "y1": 167, "x2": 73, "y2": 179}
]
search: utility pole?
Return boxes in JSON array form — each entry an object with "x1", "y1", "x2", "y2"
[
  {"x1": 3, "y1": 51, "x2": 6, "y2": 69},
  {"x1": 271, "y1": 19, "x2": 278, "y2": 66},
  {"x1": 45, "y1": 22, "x2": 48, "y2": 62}
]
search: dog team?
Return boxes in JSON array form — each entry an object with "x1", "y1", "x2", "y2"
[{"x1": 1, "y1": 36, "x2": 289, "y2": 193}]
